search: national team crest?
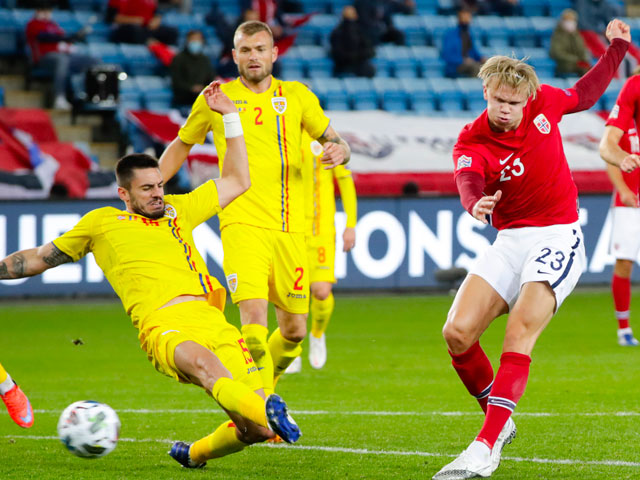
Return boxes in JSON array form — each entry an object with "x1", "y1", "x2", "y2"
[
  {"x1": 226, "y1": 273, "x2": 238, "y2": 293},
  {"x1": 271, "y1": 97, "x2": 287, "y2": 114},
  {"x1": 457, "y1": 155, "x2": 472, "y2": 170},
  {"x1": 164, "y1": 204, "x2": 177, "y2": 218},
  {"x1": 533, "y1": 114, "x2": 551, "y2": 135}
]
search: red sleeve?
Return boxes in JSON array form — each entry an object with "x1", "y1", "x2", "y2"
[
  {"x1": 456, "y1": 171, "x2": 485, "y2": 214},
  {"x1": 568, "y1": 38, "x2": 629, "y2": 114},
  {"x1": 605, "y1": 76, "x2": 640, "y2": 132}
]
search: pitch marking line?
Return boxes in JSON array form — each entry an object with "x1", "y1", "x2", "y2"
[
  {"x1": 29, "y1": 409, "x2": 640, "y2": 417},
  {"x1": 3, "y1": 435, "x2": 640, "y2": 468}
]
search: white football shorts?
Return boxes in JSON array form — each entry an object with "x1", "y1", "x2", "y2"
[
  {"x1": 470, "y1": 220, "x2": 585, "y2": 312},
  {"x1": 609, "y1": 207, "x2": 640, "y2": 261}
]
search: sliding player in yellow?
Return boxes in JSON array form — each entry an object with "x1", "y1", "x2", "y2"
[
  {"x1": 0, "y1": 362, "x2": 33, "y2": 428},
  {"x1": 159, "y1": 21, "x2": 350, "y2": 394},
  {"x1": 0, "y1": 82, "x2": 301, "y2": 469},
  {"x1": 287, "y1": 132, "x2": 357, "y2": 372}
]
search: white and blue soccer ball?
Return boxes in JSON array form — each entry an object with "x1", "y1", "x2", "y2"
[{"x1": 57, "y1": 400, "x2": 120, "y2": 459}]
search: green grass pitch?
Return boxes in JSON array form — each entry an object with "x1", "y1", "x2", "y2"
[{"x1": 0, "y1": 290, "x2": 638, "y2": 479}]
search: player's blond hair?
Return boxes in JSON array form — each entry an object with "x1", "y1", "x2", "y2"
[
  {"x1": 478, "y1": 56, "x2": 540, "y2": 100},
  {"x1": 234, "y1": 20, "x2": 274, "y2": 48}
]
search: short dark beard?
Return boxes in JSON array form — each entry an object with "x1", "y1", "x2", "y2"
[{"x1": 131, "y1": 204, "x2": 164, "y2": 220}]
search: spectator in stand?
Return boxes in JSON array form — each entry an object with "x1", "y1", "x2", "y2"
[
  {"x1": 575, "y1": 0, "x2": 624, "y2": 34},
  {"x1": 441, "y1": 8, "x2": 484, "y2": 79},
  {"x1": 107, "y1": 0, "x2": 178, "y2": 45},
  {"x1": 240, "y1": 0, "x2": 288, "y2": 40},
  {"x1": 330, "y1": 6, "x2": 375, "y2": 78},
  {"x1": 25, "y1": 4, "x2": 99, "y2": 111},
  {"x1": 550, "y1": 9, "x2": 592, "y2": 77},
  {"x1": 170, "y1": 30, "x2": 216, "y2": 108},
  {"x1": 354, "y1": 0, "x2": 406, "y2": 46}
]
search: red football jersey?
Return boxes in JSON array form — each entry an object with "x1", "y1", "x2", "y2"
[
  {"x1": 453, "y1": 84, "x2": 580, "y2": 230},
  {"x1": 605, "y1": 76, "x2": 640, "y2": 207}
]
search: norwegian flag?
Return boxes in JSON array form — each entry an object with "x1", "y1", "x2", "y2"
[{"x1": 534, "y1": 114, "x2": 551, "y2": 135}]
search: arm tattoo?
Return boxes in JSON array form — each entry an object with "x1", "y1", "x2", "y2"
[
  {"x1": 43, "y1": 245, "x2": 73, "y2": 268},
  {"x1": 0, "y1": 253, "x2": 26, "y2": 279}
]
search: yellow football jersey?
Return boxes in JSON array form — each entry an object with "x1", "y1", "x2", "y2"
[
  {"x1": 52, "y1": 180, "x2": 226, "y2": 325},
  {"x1": 179, "y1": 77, "x2": 330, "y2": 233},
  {"x1": 301, "y1": 131, "x2": 357, "y2": 237}
]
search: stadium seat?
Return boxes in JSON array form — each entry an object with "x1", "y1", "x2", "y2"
[
  {"x1": 505, "y1": 17, "x2": 536, "y2": 48},
  {"x1": 531, "y1": 16, "x2": 556, "y2": 50},
  {"x1": 378, "y1": 45, "x2": 419, "y2": 78},
  {"x1": 399, "y1": 77, "x2": 436, "y2": 112},
  {"x1": 121, "y1": 44, "x2": 163, "y2": 76},
  {"x1": 548, "y1": 0, "x2": 572, "y2": 18},
  {"x1": 415, "y1": 0, "x2": 438, "y2": 15},
  {"x1": 0, "y1": 10, "x2": 18, "y2": 56},
  {"x1": 520, "y1": 0, "x2": 548, "y2": 17},
  {"x1": 601, "y1": 80, "x2": 623, "y2": 112},
  {"x1": 392, "y1": 14, "x2": 427, "y2": 46},
  {"x1": 344, "y1": 77, "x2": 377, "y2": 110},
  {"x1": 307, "y1": 57, "x2": 334, "y2": 79},
  {"x1": 311, "y1": 78, "x2": 350, "y2": 110},
  {"x1": 427, "y1": 77, "x2": 464, "y2": 112},
  {"x1": 299, "y1": 14, "x2": 339, "y2": 47},
  {"x1": 280, "y1": 54, "x2": 307, "y2": 80},
  {"x1": 373, "y1": 77, "x2": 410, "y2": 112},
  {"x1": 88, "y1": 42, "x2": 125, "y2": 66},
  {"x1": 421, "y1": 14, "x2": 456, "y2": 48},
  {"x1": 521, "y1": 47, "x2": 556, "y2": 78},
  {"x1": 410, "y1": 46, "x2": 444, "y2": 78},
  {"x1": 135, "y1": 75, "x2": 172, "y2": 110},
  {"x1": 455, "y1": 78, "x2": 484, "y2": 112},
  {"x1": 475, "y1": 16, "x2": 509, "y2": 48}
]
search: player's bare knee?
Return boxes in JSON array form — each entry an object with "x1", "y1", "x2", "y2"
[
  {"x1": 236, "y1": 424, "x2": 272, "y2": 444},
  {"x1": 312, "y1": 285, "x2": 332, "y2": 301},
  {"x1": 442, "y1": 319, "x2": 473, "y2": 353}
]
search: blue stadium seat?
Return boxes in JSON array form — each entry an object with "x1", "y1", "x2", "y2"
[
  {"x1": 11, "y1": 9, "x2": 34, "y2": 28},
  {"x1": 344, "y1": 77, "x2": 377, "y2": 110},
  {"x1": 410, "y1": 45, "x2": 444, "y2": 78},
  {"x1": 601, "y1": 80, "x2": 623, "y2": 112},
  {"x1": 121, "y1": 44, "x2": 162, "y2": 76},
  {"x1": 427, "y1": 77, "x2": 464, "y2": 112},
  {"x1": 475, "y1": 16, "x2": 509, "y2": 48},
  {"x1": 520, "y1": 0, "x2": 548, "y2": 17},
  {"x1": 415, "y1": 0, "x2": 438, "y2": 15},
  {"x1": 421, "y1": 14, "x2": 455, "y2": 48},
  {"x1": 455, "y1": 78, "x2": 484, "y2": 112},
  {"x1": 311, "y1": 78, "x2": 350, "y2": 110},
  {"x1": 505, "y1": 17, "x2": 536, "y2": 48},
  {"x1": 531, "y1": 16, "x2": 556, "y2": 50},
  {"x1": 307, "y1": 57, "x2": 334, "y2": 79},
  {"x1": 372, "y1": 57, "x2": 393, "y2": 78},
  {"x1": 372, "y1": 77, "x2": 410, "y2": 112},
  {"x1": 379, "y1": 45, "x2": 419, "y2": 78},
  {"x1": 392, "y1": 14, "x2": 427, "y2": 46},
  {"x1": 399, "y1": 77, "x2": 436, "y2": 112},
  {"x1": 521, "y1": 47, "x2": 556, "y2": 77},
  {"x1": 88, "y1": 42, "x2": 125, "y2": 65},
  {"x1": 0, "y1": 10, "x2": 18, "y2": 56},
  {"x1": 300, "y1": 14, "x2": 339, "y2": 47},
  {"x1": 135, "y1": 75, "x2": 172, "y2": 110},
  {"x1": 280, "y1": 54, "x2": 307, "y2": 80},
  {"x1": 548, "y1": 0, "x2": 572, "y2": 18}
]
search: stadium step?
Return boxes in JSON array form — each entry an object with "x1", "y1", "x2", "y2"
[
  {"x1": 46, "y1": 108, "x2": 103, "y2": 127},
  {"x1": 0, "y1": 74, "x2": 24, "y2": 91},
  {"x1": 55, "y1": 123, "x2": 93, "y2": 143},
  {"x1": 89, "y1": 141, "x2": 120, "y2": 169},
  {"x1": 3, "y1": 89, "x2": 44, "y2": 109}
]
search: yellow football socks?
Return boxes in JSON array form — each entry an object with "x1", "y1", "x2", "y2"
[
  {"x1": 190, "y1": 420, "x2": 247, "y2": 462},
  {"x1": 241, "y1": 324, "x2": 274, "y2": 395},
  {"x1": 310, "y1": 293, "x2": 335, "y2": 339},
  {"x1": 211, "y1": 377, "x2": 267, "y2": 428},
  {"x1": 269, "y1": 328, "x2": 303, "y2": 384},
  {"x1": 0, "y1": 363, "x2": 7, "y2": 384}
]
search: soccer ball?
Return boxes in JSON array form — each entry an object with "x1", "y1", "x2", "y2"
[{"x1": 57, "y1": 400, "x2": 120, "y2": 459}]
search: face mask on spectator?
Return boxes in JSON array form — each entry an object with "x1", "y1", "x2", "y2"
[
  {"x1": 187, "y1": 41, "x2": 203, "y2": 55},
  {"x1": 562, "y1": 19, "x2": 577, "y2": 33}
]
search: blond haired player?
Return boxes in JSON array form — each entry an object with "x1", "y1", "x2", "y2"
[
  {"x1": 286, "y1": 131, "x2": 357, "y2": 373},
  {"x1": 0, "y1": 83, "x2": 301, "y2": 469},
  {"x1": 0, "y1": 362, "x2": 33, "y2": 428},
  {"x1": 434, "y1": 19, "x2": 630, "y2": 479},
  {"x1": 159, "y1": 21, "x2": 350, "y2": 394}
]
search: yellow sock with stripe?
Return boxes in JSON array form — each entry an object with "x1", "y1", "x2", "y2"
[
  {"x1": 241, "y1": 324, "x2": 274, "y2": 396},
  {"x1": 310, "y1": 293, "x2": 335, "y2": 338},
  {"x1": 269, "y1": 328, "x2": 303, "y2": 385},
  {"x1": 211, "y1": 377, "x2": 267, "y2": 428},
  {"x1": 189, "y1": 420, "x2": 248, "y2": 462}
]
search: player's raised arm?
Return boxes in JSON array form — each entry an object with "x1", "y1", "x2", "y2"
[
  {"x1": 317, "y1": 125, "x2": 351, "y2": 168},
  {"x1": 567, "y1": 19, "x2": 630, "y2": 114},
  {"x1": 600, "y1": 125, "x2": 640, "y2": 173},
  {"x1": 159, "y1": 137, "x2": 193, "y2": 182},
  {"x1": 0, "y1": 242, "x2": 73, "y2": 280},
  {"x1": 203, "y1": 82, "x2": 250, "y2": 209}
]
